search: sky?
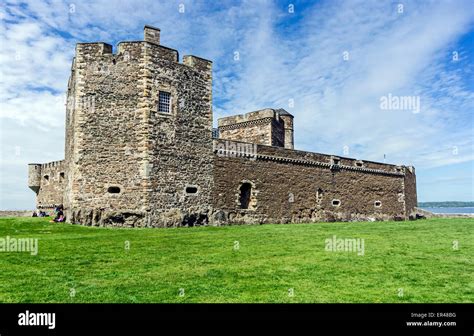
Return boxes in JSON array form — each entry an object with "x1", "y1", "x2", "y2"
[{"x1": 0, "y1": 0, "x2": 473, "y2": 210}]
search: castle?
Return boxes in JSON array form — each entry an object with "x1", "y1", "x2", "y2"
[{"x1": 28, "y1": 26, "x2": 418, "y2": 227}]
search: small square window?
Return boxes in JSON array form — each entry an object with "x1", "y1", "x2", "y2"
[{"x1": 158, "y1": 91, "x2": 171, "y2": 113}]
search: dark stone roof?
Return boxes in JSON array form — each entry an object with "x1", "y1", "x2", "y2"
[{"x1": 275, "y1": 108, "x2": 293, "y2": 117}]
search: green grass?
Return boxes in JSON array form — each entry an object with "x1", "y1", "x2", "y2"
[{"x1": 0, "y1": 217, "x2": 472, "y2": 303}]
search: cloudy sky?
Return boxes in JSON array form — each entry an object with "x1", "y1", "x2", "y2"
[{"x1": 1, "y1": 0, "x2": 473, "y2": 209}]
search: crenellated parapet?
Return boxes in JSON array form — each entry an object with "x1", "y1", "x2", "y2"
[{"x1": 73, "y1": 26, "x2": 210, "y2": 75}]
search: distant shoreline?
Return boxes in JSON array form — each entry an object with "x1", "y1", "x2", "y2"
[
  {"x1": 418, "y1": 207, "x2": 474, "y2": 215},
  {"x1": 418, "y1": 201, "x2": 474, "y2": 208}
]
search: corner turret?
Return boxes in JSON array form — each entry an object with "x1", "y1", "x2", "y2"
[{"x1": 28, "y1": 164, "x2": 42, "y2": 193}]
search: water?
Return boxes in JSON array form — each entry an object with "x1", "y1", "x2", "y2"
[{"x1": 420, "y1": 207, "x2": 474, "y2": 214}]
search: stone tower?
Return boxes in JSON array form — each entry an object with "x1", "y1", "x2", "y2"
[
  {"x1": 277, "y1": 109, "x2": 294, "y2": 150},
  {"x1": 217, "y1": 108, "x2": 294, "y2": 149},
  {"x1": 64, "y1": 26, "x2": 213, "y2": 227}
]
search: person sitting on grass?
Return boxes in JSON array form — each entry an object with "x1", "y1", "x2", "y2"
[{"x1": 50, "y1": 205, "x2": 65, "y2": 223}]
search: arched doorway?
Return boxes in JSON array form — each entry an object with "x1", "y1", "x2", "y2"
[{"x1": 239, "y1": 182, "x2": 252, "y2": 209}]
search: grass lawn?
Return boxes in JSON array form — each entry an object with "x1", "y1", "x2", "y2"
[{"x1": 0, "y1": 217, "x2": 472, "y2": 303}]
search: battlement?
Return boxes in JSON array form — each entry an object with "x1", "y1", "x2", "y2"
[
  {"x1": 74, "y1": 26, "x2": 210, "y2": 71},
  {"x1": 183, "y1": 55, "x2": 213, "y2": 72},
  {"x1": 40, "y1": 160, "x2": 65, "y2": 169},
  {"x1": 218, "y1": 108, "x2": 277, "y2": 127}
]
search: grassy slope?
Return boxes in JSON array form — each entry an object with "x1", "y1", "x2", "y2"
[{"x1": 0, "y1": 217, "x2": 472, "y2": 303}]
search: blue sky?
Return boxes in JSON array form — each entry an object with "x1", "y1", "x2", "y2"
[{"x1": 0, "y1": 0, "x2": 473, "y2": 209}]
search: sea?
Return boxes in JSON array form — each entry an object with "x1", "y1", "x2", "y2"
[{"x1": 420, "y1": 207, "x2": 474, "y2": 214}]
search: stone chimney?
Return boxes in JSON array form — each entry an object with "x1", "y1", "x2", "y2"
[{"x1": 144, "y1": 25, "x2": 160, "y2": 45}]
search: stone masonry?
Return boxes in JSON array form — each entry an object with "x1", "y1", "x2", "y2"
[
  {"x1": 28, "y1": 26, "x2": 418, "y2": 227},
  {"x1": 218, "y1": 108, "x2": 294, "y2": 149}
]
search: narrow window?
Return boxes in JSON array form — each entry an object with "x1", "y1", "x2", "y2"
[
  {"x1": 186, "y1": 186, "x2": 198, "y2": 194},
  {"x1": 60, "y1": 172, "x2": 65, "y2": 180},
  {"x1": 107, "y1": 186, "x2": 121, "y2": 194},
  {"x1": 239, "y1": 183, "x2": 252, "y2": 209},
  {"x1": 44, "y1": 175, "x2": 49, "y2": 181},
  {"x1": 332, "y1": 199, "x2": 341, "y2": 207},
  {"x1": 158, "y1": 91, "x2": 171, "y2": 113}
]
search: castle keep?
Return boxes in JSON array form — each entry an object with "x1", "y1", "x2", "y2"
[{"x1": 28, "y1": 26, "x2": 417, "y2": 227}]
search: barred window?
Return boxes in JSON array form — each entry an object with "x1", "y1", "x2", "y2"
[{"x1": 158, "y1": 91, "x2": 171, "y2": 113}]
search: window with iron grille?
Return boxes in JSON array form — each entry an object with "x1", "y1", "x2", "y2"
[{"x1": 158, "y1": 91, "x2": 171, "y2": 113}]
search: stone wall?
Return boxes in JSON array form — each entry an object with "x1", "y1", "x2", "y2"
[
  {"x1": 413, "y1": 207, "x2": 474, "y2": 218},
  {"x1": 0, "y1": 210, "x2": 35, "y2": 218},
  {"x1": 219, "y1": 117, "x2": 273, "y2": 146},
  {"x1": 271, "y1": 118, "x2": 285, "y2": 147},
  {"x1": 63, "y1": 54, "x2": 77, "y2": 217},
  {"x1": 404, "y1": 166, "x2": 417, "y2": 217},
  {"x1": 146, "y1": 51, "x2": 214, "y2": 227},
  {"x1": 212, "y1": 139, "x2": 414, "y2": 224},
  {"x1": 64, "y1": 40, "x2": 150, "y2": 226},
  {"x1": 280, "y1": 113, "x2": 294, "y2": 150}
]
